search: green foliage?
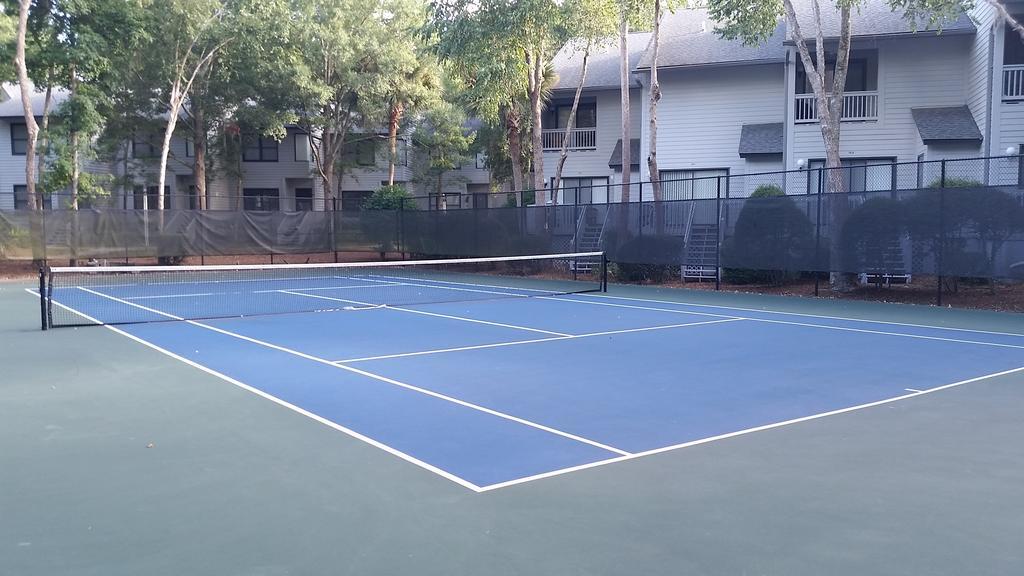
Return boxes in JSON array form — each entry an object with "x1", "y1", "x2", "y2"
[
  {"x1": 722, "y1": 192, "x2": 815, "y2": 284},
  {"x1": 839, "y1": 197, "x2": 906, "y2": 273},
  {"x1": 927, "y1": 177, "x2": 983, "y2": 188},
  {"x1": 611, "y1": 235, "x2": 683, "y2": 283},
  {"x1": 363, "y1": 185, "x2": 418, "y2": 211},
  {"x1": 751, "y1": 184, "x2": 784, "y2": 198}
]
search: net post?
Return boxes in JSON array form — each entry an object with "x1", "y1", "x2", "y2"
[
  {"x1": 715, "y1": 177, "x2": 722, "y2": 291},
  {"x1": 814, "y1": 168, "x2": 823, "y2": 297},
  {"x1": 38, "y1": 266, "x2": 48, "y2": 331},
  {"x1": 936, "y1": 161, "x2": 947, "y2": 307},
  {"x1": 601, "y1": 253, "x2": 608, "y2": 292}
]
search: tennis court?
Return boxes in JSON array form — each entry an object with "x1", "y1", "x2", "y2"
[{"x1": 31, "y1": 252, "x2": 1024, "y2": 492}]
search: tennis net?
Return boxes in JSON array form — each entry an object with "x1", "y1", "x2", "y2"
[{"x1": 41, "y1": 252, "x2": 606, "y2": 329}]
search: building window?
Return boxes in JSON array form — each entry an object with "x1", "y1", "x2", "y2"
[
  {"x1": 475, "y1": 152, "x2": 487, "y2": 169},
  {"x1": 11, "y1": 123, "x2": 28, "y2": 156},
  {"x1": 542, "y1": 102, "x2": 597, "y2": 130},
  {"x1": 796, "y1": 52, "x2": 877, "y2": 94},
  {"x1": 659, "y1": 169, "x2": 729, "y2": 200},
  {"x1": 243, "y1": 136, "x2": 279, "y2": 162},
  {"x1": 132, "y1": 135, "x2": 158, "y2": 159},
  {"x1": 342, "y1": 139, "x2": 377, "y2": 167},
  {"x1": 808, "y1": 158, "x2": 895, "y2": 193},
  {"x1": 553, "y1": 177, "x2": 610, "y2": 204},
  {"x1": 341, "y1": 190, "x2": 372, "y2": 211},
  {"x1": 295, "y1": 188, "x2": 313, "y2": 211},
  {"x1": 396, "y1": 139, "x2": 409, "y2": 167},
  {"x1": 132, "y1": 185, "x2": 170, "y2": 209},
  {"x1": 13, "y1": 185, "x2": 28, "y2": 209},
  {"x1": 243, "y1": 188, "x2": 279, "y2": 211},
  {"x1": 184, "y1": 139, "x2": 194, "y2": 158},
  {"x1": 294, "y1": 133, "x2": 312, "y2": 162}
]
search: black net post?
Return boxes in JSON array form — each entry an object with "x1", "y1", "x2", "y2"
[
  {"x1": 38, "y1": 267, "x2": 47, "y2": 330},
  {"x1": 715, "y1": 176, "x2": 722, "y2": 291},
  {"x1": 330, "y1": 196, "x2": 338, "y2": 263},
  {"x1": 937, "y1": 160, "x2": 946, "y2": 307},
  {"x1": 602, "y1": 253, "x2": 609, "y2": 292},
  {"x1": 814, "y1": 168, "x2": 824, "y2": 297}
]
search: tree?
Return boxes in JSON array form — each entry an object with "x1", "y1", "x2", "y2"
[
  {"x1": 138, "y1": 0, "x2": 230, "y2": 210},
  {"x1": 14, "y1": 0, "x2": 39, "y2": 213},
  {"x1": 431, "y1": 0, "x2": 563, "y2": 202},
  {"x1": 710, "y1": 0, "x2": 970, "y2": 289},
  {"x1": 286, "y1": 0, "x2": 386, "y2": 207},
  {"x1": 551, "y1": 0, "x2": 618, "y2": 199},
  {"x1": 365, "y1": 0, "x2": 440, "y2": 187},
  {"x1": 410, "y1": 98, "x2": 475, "y2": 210}
]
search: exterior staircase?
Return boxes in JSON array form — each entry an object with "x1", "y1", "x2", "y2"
[
  {"x1": 682, "y1": 224, "x2": 719, "y2": 280},
  {"x1": 570, "y1": 207, "x2": 607, "y2": 274},
  {"x1": 858, "y1": 236, "x2": 911, "y2": 286}
]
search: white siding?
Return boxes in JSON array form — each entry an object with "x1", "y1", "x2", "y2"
[
  {"x1": 541, "y1": 88, "x2": 637, "y2": 184},
  {"x1": 967, "y1": 2, "x2": 996, "y2": 156},
  {"x1": 0, "y1": 119, "x2": 25, "y2": 209},
  {"x1": 791, "y1": 35, "x2": 974, "y2": 164},
  {"x1": 644, "y1": 63, "x2": 786, "y2": 190}
]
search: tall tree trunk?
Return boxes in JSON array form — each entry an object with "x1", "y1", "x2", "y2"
[
  {"x1": 157, "y1": 90, "x2": 182, "y2": 211},
  {"x1": 648, "y1": 0, "x2": 664, "y2": 234},
  {"x1": 69, "y1": 70, "x2": 80, "y2": 210},
  {"x1": 783, "y1": 0, "x2": 853, "y2": 291},
  {"x1": 36, "y1": 81, "x2": 53, "y2": 192},
  {"x1": 15, "y1": 0, "x2": 39, "y2": 213},
  {"x1": 387, "y1": 103, "x2": 403, "y2": 186},
  {"x1": 528, "y1": 50, "x2": 547, "y2": 204},
  {"x1": 552, "y1": 43, "x2": 592, "y2": 204},
  {"x1": 505, "y1": 108, "x2": 526, "y2": 199},
  {"x1": 619, "y1": 9, "x2": 631, "y2": 205},
  {"x1": 192, "y1": 104, "x2": 207, "y2": 210},
  {"x1": 319, "y1": 133, "x2": 335, "y2": 210}
]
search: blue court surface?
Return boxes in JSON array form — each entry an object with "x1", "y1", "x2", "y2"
[{"x1": 42, "y1": 274, "x2": 1024, "y2": 492}]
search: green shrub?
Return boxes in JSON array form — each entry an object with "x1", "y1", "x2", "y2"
[
  {"x1": 362, "y1": 185, "x2": 418, "y2": 211},
  {"x1": 721, "y1": 190, "x2": 814, "y2": 285},
  {"x1": 927, "y1": 177, "x2": 982, "y2": 188},
  {"x1": 751, "y1": 184, "x2": 784, "y2": 198},
  {"x1": 610, "y1": 235, "x2": 684, "y2": 284},
  {"x1": 839, "y1": 197, "x2": 906, "y2": 273}
]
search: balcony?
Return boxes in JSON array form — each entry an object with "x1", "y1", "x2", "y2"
[
  {"x1": 1003, "y1": 64, "x2": 1024, "y2": 100},
  {"x1": 794, "y1": 91, "x2": 879, "y2": 123},
  {"x1": 542, "y1": 128, "x2": 597, "y2": 151}
]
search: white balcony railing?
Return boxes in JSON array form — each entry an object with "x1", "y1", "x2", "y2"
[
  {"x1": 542, "y1": 128, "x2": 597, "y2": 151},
  {"x1": 794, "y1": 91, "x2": 879, "y2": 123},
  {"x1": 1003, "y1": 64, "x2": 1024, "y2": 100}
]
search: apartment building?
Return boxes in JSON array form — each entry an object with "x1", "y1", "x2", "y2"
[{"x1": 547, "y1": 1, "x2": 1024, "y2": 200}]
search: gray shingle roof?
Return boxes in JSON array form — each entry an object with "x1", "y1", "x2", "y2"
[
  {"x1": 636, "y1": 8, "x2": 787, "y2": 70},
  {"x1": 911, "y1": 106, "x2": 983, "y2": 144},
  {"x1": 0, "y1": 83, "x2": 68, "y2": 118},
  {"x1": 634, "y1": 2, "x2": 974, "y2": 70},
  {"x1": 784, "y1": 0, "x2": 975, "y2": 43},
  {"x1": 738, "y1": 123, "x2": 784, "y2": 157},
  {"x1": 551, "y1": 32, "x2": 652, "y2": 91},
  {"x1": 608, "y1": 138, "x2": 641, "y2": 168}
]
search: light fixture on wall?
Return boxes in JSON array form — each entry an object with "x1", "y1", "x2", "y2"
[
  {"x1": 1006, "y1": 146, "x2": 1019, "y2": 156},
  {"x1": 796, "y1": 158, "x2": 807, "y2": 169}
]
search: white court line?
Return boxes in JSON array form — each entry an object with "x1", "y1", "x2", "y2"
[
  {"x1": 25, "y1": 289, "x2": 483, "y2": 493},
  {"x1": 74, "y1": 287, "x2": 630, "y2": 458},
  {"x1": 335, "y1": 275, "x2": 536, "y2": 299},
  {"x1": 582, "y1": 292, "x2": 1024, "y2": 339},
  {"x1": 253, "y1": 281, "x2": 407, "y2": 294},
  {"x1": 334, "y1": 318, "x2": 744, "y2": 363},
  {"x1": 551, "y1": 296, "x2": 1024, "y2": 350},
  {"x1": 128, "y1": 292, "x2": 221, "y2": 300},
  {"x1": 905, "y1": 388, "x2": 924, "y2": 393},
  {"x1": 477, "y1": 365, "x2": 1024, "y2": 492},
  {"x1": 278, "y1": 290, "x2": 570, "y2": 337},
  {"x1": 364, "y1": 273, "x2": 569, "y2": 294}
]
